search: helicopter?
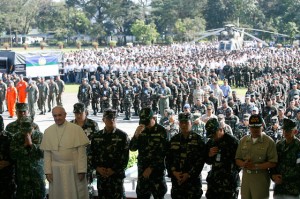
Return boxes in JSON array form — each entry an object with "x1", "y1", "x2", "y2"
[{"x1": 193, "y1": 24, "x2": 289, "y2": 50}]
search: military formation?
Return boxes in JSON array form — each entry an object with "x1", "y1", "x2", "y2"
[
  {"x1": 0, "y1": 74, "x2": 65, "y2": 119},
  {"x1": 1, "y1": 43, "x2": 300, "y2": 198}
]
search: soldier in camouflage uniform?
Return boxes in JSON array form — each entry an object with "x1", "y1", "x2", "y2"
[
  {"x1": 26, "y1": 80, "x2": 39, "y2": 120},
  {"x1": 166, "y1": 112, "x2": 205, "y2": 199},
  {"x1": 265, "y1": 117, "x2": 283, "y2": 143},
  {"x1": 0, "y1": 78, "x2": 7, "y2": 114},
  {"x1": 239, "y1": 95, "x2": 254, "y2": 120},
  {"x1": 129, "y1": 107, "x2": 168, "y2": 199},
  {"x1": 132, "y1": 78, "x2": 142, "y2": 116},
  {"x1": 55, "y1": 75, "x2": 65, "y2": 106},
  {"x1": 122, "y1": 80, "x2": 134, "y2": 120},
  {"x1": 100, "y1": 81, "x2": 112, "y2": 110},
  {"x1": 47, "y1": 76, "x2": 59, "y2": 112},
  {"x1": 10, "y1": 117, "x2": 45, "y2": 199},
  {"x1": 192, "y1": 112, "x2": 206, "y2": 140},
  {"x1": 159, "y1": 109, "x2": 178, "y2": 141},
  {"x1": 0, "y1": 115, "x2": 15, "y2": 199},
  {"x1": 205, "y1": 118, "x2": 240, "y2": 199},
  {"x1": 224, "y1": 107, "x2": 239, "y2": 137},
  {"x1": 140, "y1": 81, "x2": 153, "y2": 109},
  {"x1": 6, "y1": 103, "x2": 40, "y2": 134},
  {"x1": 174, "y1": 75, "x2": 184, "y2": 114},
  {"x1": 235, "y1": 114, "x2": 250, "y2": 140},
  {"x1": 70, "y1": 102, "x2": 99, "y2": 198},
  {"x1": 91, "y1": 109, "x2": 130, "y2": 199},
  {"x1": 37, "y1": 77, "x2": 48, "y2": 115},
  {"x1": 111, "y1": 79, "x2": 123, "y2": 114},
  {"x1": 90, "y1": 75, "x2": 101, "y2": 116},
  {"x1": 78, "y1": 78, "x2": 92, "y2": 109},
  {"x1": 271, "y1": 118, "x2": 300, "y2": 198}
]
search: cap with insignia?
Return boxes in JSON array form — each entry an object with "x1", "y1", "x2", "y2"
[
  {"x1": 82, "y1": 77, "x2": 88, "y2": 81},
  {"x1": 205, "y1": 118, "x2": 221, "y2": 137},
  {"x1": 248, "y1": 114, "x2": 263, "y2": 127},
  {"x1": 19, "y1": 116, "x2": 33, "y2": 133},
  {"x1": 178, "y1": 112, "x2": 192, "y2": 122},
  {"x1": 16, "y1": 103, "x2": 28, "y2": 111},
  {"x1": 282, "y1": 118, "x2": 297, "y2": 131},
  {"x1": 50, "y1": 76, "x2": 54, "y2": 80},
  {"x1": 232, "y1": 91, "x2": 237, "y2": 94},
  {"x1": 139, "y1": 107, "x2": 153, "y2": 125},
  {"x1": 73, "y1": 102, "x2": 86, "y2": 113},
  {"x1": 103, "y1": 108, "x2": 117, "y2": 119},
  {"x1": 245, "y1": 94, "x2": 250, "y2": 99},
  {"x1": 91, "y1": 75, "x2": 96, "y2": 79}
]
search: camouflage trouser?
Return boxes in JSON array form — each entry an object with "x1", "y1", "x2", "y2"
[
  {"x1": 91, "y1": 97, "x2": 100, "y2": 113},
  {"x1": 206, "y1": 189, "x2": 238, "y2": 199},
  {"x1": 112, "y1": 99, "x2": 120, "y2": 112},
  {"x1": 97, "y1": 176, "x2": 125, "y2": 199},
  {"x1": 124, "y1": 102, "x2": 132, "y2": 119},
  {"x1": 0, "y1": 180, "x2": 15, "y2": 199},
  {"x1": 136, "y1": 176, "x2": 167, "y2": 199},
  {"x1": 16, "y1": 179, "x2": 45, "y2": 199},
  {"x1": 171, "y1": 177, "x2": 203, "y2": 199}
]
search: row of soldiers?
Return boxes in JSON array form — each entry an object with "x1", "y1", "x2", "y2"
[{"x1": 0, "y1": 74, "x2": 65, "y2": 119}]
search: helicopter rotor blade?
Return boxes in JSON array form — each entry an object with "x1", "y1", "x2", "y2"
[
  {"x1": 241, "y1": 28, "x2": 289, "y2": 37},
  {"x1": 192, "y1": 28, "x2": 224, "y2": 43},
  {"x1": 242, "y1": 31, "x2": 269, "y2": 46}
]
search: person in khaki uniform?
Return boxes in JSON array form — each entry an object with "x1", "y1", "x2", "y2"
[{"x1": 235, "y1": 114, "x2": 278, "y2": 199}]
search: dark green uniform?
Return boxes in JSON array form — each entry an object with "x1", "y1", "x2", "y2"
[
  {"x1": 271, "y1": 137, "x2": 300, "y2": 197},
  {"x1": 10, "y1": 119, "x2": 45, "y2": 199},
  {"x1": 205, "y1": 133, "x2": 240, "y2": 199},
  {"x1": 166, "y1": 131, "x2": 206, "y2": 199},
  {"x1": 91, "y1": 128, "x2": 130, "y2": 199},
  {"x1": 0, "y1": 116, "x2": 15, "y2": 199},
  {"x1": 123, "y1": 84, "x2": 134, "y2": 120},
  {"x1": 129, "y1": 123, "x2": 168, "y2": 199}
]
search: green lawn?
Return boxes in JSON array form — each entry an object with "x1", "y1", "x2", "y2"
[{"x1": 65, "y1": 84, "x2": 80, "y2": 93}]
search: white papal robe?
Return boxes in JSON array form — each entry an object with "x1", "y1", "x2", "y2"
[{"x1": 40, "y1": 121, "x2": 90, "y2": 199}]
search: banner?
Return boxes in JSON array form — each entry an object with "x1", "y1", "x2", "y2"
[{"x1": 25, "y1": 55, "x2": 59, "y2": 77}]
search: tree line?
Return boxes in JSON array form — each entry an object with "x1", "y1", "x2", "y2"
[{"x1": 0, "y1": 0, "x2": 299, "y2": 45}]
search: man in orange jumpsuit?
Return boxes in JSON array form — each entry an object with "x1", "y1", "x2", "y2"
[
  {"x1": 16, "y1": 74, "x2": 28, "y2": 103},
  {"x1": 6, "y1": 81, "x2": 17, "y2": 118}
]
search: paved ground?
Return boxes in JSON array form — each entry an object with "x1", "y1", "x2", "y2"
[{"x1": 3, "y1": 91, "x2": 275, "y2": 199}]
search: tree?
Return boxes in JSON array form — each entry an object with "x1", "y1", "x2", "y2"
[
  {"x1": 174, "y1": 17, "x2": 206, "y2": 41},
  {"x1": 130, "y1": 19, "x2": 159, "y2": 44}
]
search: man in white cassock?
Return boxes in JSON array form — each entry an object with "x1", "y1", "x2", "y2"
[{"x1": 40, "y1": 106, "x2": 90, "y2": 199}]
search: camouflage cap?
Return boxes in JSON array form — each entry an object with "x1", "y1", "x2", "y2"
[
  {"x1": 249, "y1": 114, "x2": 263, "y2": 127},
  {"x1": 19, "y1": 116, "x2": 33, "y2": 133},
  {"x1": 282, "y1": 118, "x2": 297, "y2": 131},
  {"x1": 16, "y1": 103, "x2": 28, "y2": 111},
  {"x1": 205, "y1": 118, "x2": 220, "y2": 137},
  {"x1": 103, "y1": 108, "x2": 117, "y2": 119},
  {"x1": 139, "y1": 107, "x2": 153, "y2": 125},
  {"x1": 73, "y1": 102, "x2": 86, "y2": 113},
  {"x1": 178, "y1": 112, "x2": 192, "y2": 122}
]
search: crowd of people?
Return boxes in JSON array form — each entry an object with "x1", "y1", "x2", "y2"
[{"x1": 0, "y1": 43, "x2": 300, "y2": 199}]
